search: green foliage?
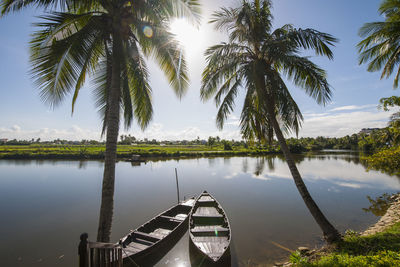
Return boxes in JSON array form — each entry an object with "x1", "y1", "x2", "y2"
[
  {"x1": 222, "y1": 140, "x2": 233, "y2": 150},
  {"x1": 201, "y1": 0, "x2": 336, "y2": 143},
  {"x1": 207, "y1": 136, "x2": 216, "y2": 147},
  {"x1": 363, "y1": 146, "x2": 400, "y2": 175},
  {"x1": 290, "y1": 251, "x2": 309, "y2": 265},
  {"x1": 296, "y1": 251, "x2": 400, "y2": 267},
  {"x1": 0, "y1": 143, "x2": 274, "y2": 159},
  {"x1": 358, "y1": 0, "x2": 400, "y2": 88},
  {"x1": 291, "y1": 222, "x2": 400, "y2": 267},
  {"x1": 363, "y1": 193, "x2": 393, "y2": 216}
]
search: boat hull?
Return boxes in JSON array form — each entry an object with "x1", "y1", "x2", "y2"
[
  {"x1": 189, "y1": 235, "x2": 231, "y2": 266},
  {"x1": 121, "y1": 198, "x2": 195, "y2": 266},
  {"x1": 189, "y1": 191, "x2": 231, "y2": 264}
]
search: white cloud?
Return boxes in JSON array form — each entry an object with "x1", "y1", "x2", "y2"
[
  {"x1": 127, "y1": 123, "x2": 242, "y2": 141},
  {"x1": 334, "y1": 182, "x2": 368, "y2": 189},
  {"x1": 11, "y1": 125, "x2": 21, "y2": 132},
  {"x1": 0, "y1": 123, "x2": 243, "y2": 141},
  {"x1": 298, "y1": 110, "x2": 391, "y2": 137},
  {"x1": 224, "y1": 172, "x2": 239, "y2": 179},
  {"x1": 330, "y1": 104, "x2": 377, "y2": 112},
  {"x1": 251, "y1": 174, "x2": 271, "y2": 181},
  {"x1": 0, "y1": 125, "x2": 101, "y2": 141}
]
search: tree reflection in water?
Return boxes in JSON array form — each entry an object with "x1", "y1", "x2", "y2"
[{"x1": 363, "y1": 193, "x2": 395, "y2": 217}]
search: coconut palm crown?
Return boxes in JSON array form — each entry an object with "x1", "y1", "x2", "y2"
[
  {"x1": 358, "y1": 0, "x2": 400, "y2": 88},
  {"x1": 1, "y1": 0, "x2": 201, "y2": 242},
  {"x1": 201, "y1": 0, "x2": 341, "y2": 243}
]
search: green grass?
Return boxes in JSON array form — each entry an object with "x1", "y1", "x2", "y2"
[
  {"x1": 0, "y1": 144, "x2": 276, "y2": 160},
  {"x1": 290, "y1": 222, "x2": 400, "y2": 267}
]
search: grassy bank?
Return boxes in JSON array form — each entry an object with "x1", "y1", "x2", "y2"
[
  {"x1": 290, "y1": 222, "x2": 400, "y2": 267},
  {"x1": 0, "y1": 144, "x2": 277, "y2": 160}
]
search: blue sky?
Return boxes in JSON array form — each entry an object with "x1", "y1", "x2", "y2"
[{"x1": 0, "y1": 0, "x2": 398, "y2": 141}]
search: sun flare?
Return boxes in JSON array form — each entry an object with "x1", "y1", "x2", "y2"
[{"x1": 169, "y1": 18, "x2": 202, "y2": 53}]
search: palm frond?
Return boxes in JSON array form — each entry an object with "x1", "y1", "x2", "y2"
[
  {"x1": 358, "y1": 0, "x2": 400, "y2": 88},
  {"x1": 280, "y1": 55, "x2": 332, "y2": 105},
  {"x1": 94, "y1": 59, "x2": 110, "y2": 137},
  {"x1": 204, "y1": 0, "x2": 334, "y2": 140},
  {"x1": 201, "y1": 43, "x2": 248, "y2": 101},
  {"x1": 30, "y1": 12, "x2": 105, "y2": 109},
  {"x1": 1, "y1": 0, "x2": 98, "y2": 15},
  {"x1": 125, "y1": 38, "x2": 153, "y2": 130},
  {"x1": 215, "y1": 79, "x2": 241, "y2": 129},
  {"x1": 283, "y1": 28, "x2": 338, "y2": 59}
]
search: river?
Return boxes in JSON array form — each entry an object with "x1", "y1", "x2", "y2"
[{"x1": 0, "y1": 152, "x2": 399, "y2": 266}]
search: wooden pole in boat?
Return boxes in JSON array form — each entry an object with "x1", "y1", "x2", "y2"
[{"x1": 175, "y1": 168, "x2": 180, "y2": 204}]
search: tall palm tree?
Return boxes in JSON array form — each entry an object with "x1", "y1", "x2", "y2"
[
  {"x1": 358, "y1": 0, "x2": 400, "y2": 88},
  {"x1": 1, "y1": 0, "x2": 200, "y2": 242},
  {"x1": 201, "y1": 0, "x2": 341, "y2": 243}
]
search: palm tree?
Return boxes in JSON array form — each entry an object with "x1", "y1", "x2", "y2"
[
  {"x1": 358, "y1": 0, "x2": 400, "y2": 88},
  {"x1": 201, "y1": 0, "x2": 341, "y2": 243},
  {"x1": 1, "y1": 0, "x2": 200, "y2": 242}
]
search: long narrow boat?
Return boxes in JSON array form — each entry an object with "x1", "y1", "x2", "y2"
[
  {"x1": 119, "y1": 197, "x2": 195, "y2": 266},
  {"x1": 189, "y1": 191, "x2": 231, "y2": 264}
]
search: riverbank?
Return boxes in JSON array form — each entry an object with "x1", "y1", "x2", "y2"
[
  {"x1": 0, "y1": 144, "x2": 277, "y2": 160},
  {"x1": 283, "y1": 193, "x2": 400, "y2": 267}
]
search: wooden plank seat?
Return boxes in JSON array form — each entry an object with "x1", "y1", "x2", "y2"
[
  {"x1": 197, "y1": 196, "x2": 217, "y2": 207},
  {"x1": 198, "y1": 195, "x2": 214, "y2": 202},
  {"x1": 191, "y1": 225, "x2": 228, "y2": 231},
  {"x1": 151, "y1": 228, "x2": 171, "y2": 238},
  {"x1": 191, "y1": 226, "x2": 229, "y2": 233},
  {"x1": 175, "y1": 213, "x2": 188, "y2": 220},
  {"x1": 122, "y1": 245, "x2": 140, "y2": 255},
  {"x1": 160, "y1": 215, "x2": 183, "y2": 223},
  {"x1": 191, "y1": 226, "x2": 229, "y2": 237},
  {"x1": 192, "y1": 214, "x2": 223, "y2": 218},
  {"x1": 133, "y1": 231, "x2": 160, "y2": 243},
  {"x1": 126, "y1": 241, "x2": 150, "y2": 252},
  {"x1": 193, "y1": 207, "x2": 222, "y2": 216}
]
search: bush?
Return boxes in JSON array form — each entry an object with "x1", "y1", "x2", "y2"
[{"x1": 363, "y1": 146, "x2": 400, "y2": 175}]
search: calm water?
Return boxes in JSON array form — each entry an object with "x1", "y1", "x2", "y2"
[{"x1": 0, "y1": 153, "x2": 399, "y2": 266}]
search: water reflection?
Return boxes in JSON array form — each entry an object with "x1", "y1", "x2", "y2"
[
  {"x1": 1, "y1": 153, "x2": 399, "y2": 267},
  {"x1": 241, "y1": 158, "x2": 248, "y2": 173},
  {"x1": 362, "y1": 193, "x2": 394, "y2": 217},
  {"x1": 223, "y1": 157, "x2": 231, "y2": 166},
  {"x1": 219, "y1": 154, "x2": 400, "y2": 191},
  {"x1": 189, "y1": 243, "x2": 231, "y2": 267},
  {"x1": 208, "y1": 158, "x2": 216, "y2": 168}
]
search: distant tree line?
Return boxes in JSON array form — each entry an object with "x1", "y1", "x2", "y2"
[{"x1": 1, "y1": 127, "x2": 399, "y2": 153}]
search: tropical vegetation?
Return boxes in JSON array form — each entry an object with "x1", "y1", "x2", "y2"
[
  {"x1": 200, "y1": 0, "x2": 341, "y2": 243},
  {"x1": 357, "y1": 0, "x2": 400, "y2": 178},
  {"x1": 290, "y1": 222, "x2": 400, "y2": 267}
]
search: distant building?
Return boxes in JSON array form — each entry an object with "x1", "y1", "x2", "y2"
[
  {"x1": 359, "y1": 128, "x2": 380, "y2": 135},
  {"x1": 0, "y1": 138, "x2": 8, "y2": 143}
]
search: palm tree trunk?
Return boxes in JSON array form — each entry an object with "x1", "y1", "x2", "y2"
[
  {"x1": 97, "y1": 20, "x2": 122, "y2": 243},
  {"x1": 265, "y1": 104, "x2": 341, "y2": 243}
]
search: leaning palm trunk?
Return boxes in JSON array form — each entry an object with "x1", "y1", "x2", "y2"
[
  {"x1": 266, "y1": 104, "x2": 341, "y2": 243},
  {"x1": 97, "y1": 23, "x2": 122, "y2": 243},
  {"x1": 201, "y1": 0, "x2": 341, "y2": 245}
]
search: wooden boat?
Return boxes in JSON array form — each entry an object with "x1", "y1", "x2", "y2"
[
  {"x1": 119, "y1": 197, "x2": 195, "y2": 265},
  {"x1": 189, "y1": 191, "x2": 231, "y2": 263}
]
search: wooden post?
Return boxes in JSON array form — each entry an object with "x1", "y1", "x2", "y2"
[
  {"x1": 78, "y1": 233, "x2": 89, "y2": 267},
  {"x1": 175, "y1": 168, "x2": 180, "y2": 204}
]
